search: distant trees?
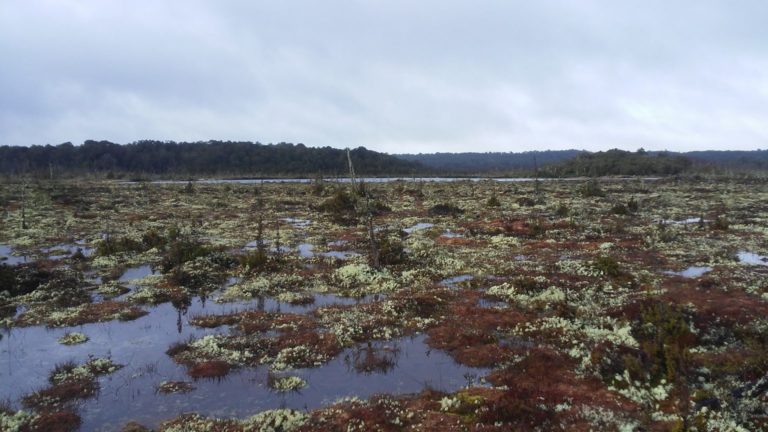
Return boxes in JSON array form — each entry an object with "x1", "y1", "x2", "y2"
[
  {"x1": 544, "y1": 149, "x2": 692, "y2": 177},
  {"x1": 396, "y1": 150, "x2": 582, "y2": 173},
  {"x1": 0, "y1": 140, "x2": 424, "y2": 178}
]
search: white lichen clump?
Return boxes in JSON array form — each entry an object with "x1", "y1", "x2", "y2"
[
  {"x1": 58, "y1": 331, "x2": 89, "y2": 345},
  {"x1": 269, "y1": 375, "x2": 307, "y2": 392}
]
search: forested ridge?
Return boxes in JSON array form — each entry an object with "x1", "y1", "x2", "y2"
[
  {"x1": 0, "y1": 140, "x2": 425, "y2": 177},
  {"x1": 396, "y1": 150, "x2": 582, "y2": 173},
  {"x1": 2, "y1": 140, "x2": 767, "y2": 178},
  {"x1": 542, "y1": 149, "x2": 692, "y2": 176},
  {"x1": 399, "y1": 148, "x2": 768, "y2": 176}
]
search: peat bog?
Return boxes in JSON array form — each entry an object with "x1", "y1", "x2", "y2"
[{"x1": 1, "y1": 177, "x2": 768, "y2": 431}]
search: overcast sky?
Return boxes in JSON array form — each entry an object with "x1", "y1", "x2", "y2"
[{"x1": 1, "y1": 1, "x2": 767, "y2": 153}]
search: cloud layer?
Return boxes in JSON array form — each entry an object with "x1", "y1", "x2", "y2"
[{"x1": 1, "y1": 1, "x2": 767, "y2": 152}]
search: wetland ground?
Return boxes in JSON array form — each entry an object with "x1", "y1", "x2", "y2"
[{"x1": 1, "y1": 176, "x2": 767, "y2": 431}]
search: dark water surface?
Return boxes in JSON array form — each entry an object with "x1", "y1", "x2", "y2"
[{"x1": 1, "y1": 290, "x2": 485, "y2": 431}]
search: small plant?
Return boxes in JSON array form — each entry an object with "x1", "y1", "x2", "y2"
[
  {"x1": 428, "y1": 203, "x2": 464, "y2": 216},
  {"x1": 239, "y1": 250, "x2": 271, "y2": 272},
  {"x1": 160, "y1": 238, "x2": 210, "y2": 273},
  {"x1": 188, "y1": 360, "x2": 231, "y2": 379},
  {"x1": 580, "y1": 179, "x2": 604, "y2": 197},
  {"x1": 627, "y1": 197, "x2": 639, "y2": 212},
  {"x1": 486, "y1": 195, "x2": 501, "y2": 208},
  {"x1": 555, "y1": 203, "x2": 569, "y2": 217},
  {"x1": 516, "y1": 196, "x2": 536, "y2": 207},
  {"x1": 267, "y1": 374, "x2": 307, "y2": 392},
  {"x1": 58, "y1": 332, "x2": 89, "y2": 345},
  {"x1": 592, "y1": 255, "x2": 622, "y2": 278},
  {"x1": 95, "y1": 236, "x2": 144, "y2": 256},
  {"x1": 377, "y1": 233, "x2": 407, "y2": 266},
  {"x1": 711, "y1": 215, "x2": 729, "y2": 231},
  {"x1": 318, "y1": 188, "x2": 357, "y2": 225},
  {"x1": 141, "y1": 229, "x2": 165, "y2": 249},
  {"x1": 156, "y1": 381, "x2": 195, "y2": 394},
  {"x1": 611, "y1": 203, "x2": 629, "y2": 215}
]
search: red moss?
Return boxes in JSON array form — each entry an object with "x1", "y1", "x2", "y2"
[
  {"x1": 426, "y1": 293, "x2": 527, "y2": 367},
  {"x1": 190, "y1": 312, "x2": 244, "y2": 328},
  {"x1": 23, "y1": 379, "x2": 99, "y2": 408},
  {"x1": 488, "y1": 348, "x2": 637, "y2": 414},
  {"x1": 273, "y1": 331, "x2": 342, "y2": 365},
  {"x1": 435, "y1": 236, "x2": 487, "y2": 247},
  {"x1": 121, "y1": 421, "x2": 151, "y2": 432},
  {"x1": 16, "y1": 301, "x2": 147, "y2": 327},
  {"x1": 303, "y1": 395, "x2": 412, "y2": 431},
  {"x1": 159, "y1": 414, "x2": 242, "y2": 431},
  {"x1": 662, "y1": 278, "x2": 768, "y2": 325},
  {"x1": 31, "y1": 411, "x2": 81, "y2": 432},
  {"x1": 188, "y1": 360, "x2": 231, "y2": 379}
]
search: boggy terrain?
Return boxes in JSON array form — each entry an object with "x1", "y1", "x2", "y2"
[{"x1": 1, "y1": 176, "x2": 767, "y2": 431}]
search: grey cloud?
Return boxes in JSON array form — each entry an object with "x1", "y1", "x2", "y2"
[{"x1": 1, "y1": 0, "x2": 767, "y2": 152}]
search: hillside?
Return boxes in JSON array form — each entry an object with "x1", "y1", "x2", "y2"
[
  {"x1": 396, "y1": 150, "x2": 581, "y2": 173},
  {"x1": 0, "y1": 140, "x2": 426, "y2": 178},
  {"x1": 686, "y1": 150, "x2": 768, "y2": 170},
  {"x1": 543, "y1": 149, "x2": 692, "y2": 176}
]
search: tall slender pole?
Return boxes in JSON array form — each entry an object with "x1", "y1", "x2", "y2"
[{"x1": 346, "y1": 149, "x2": 357, "y2": 190}]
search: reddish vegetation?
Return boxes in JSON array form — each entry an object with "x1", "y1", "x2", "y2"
[
  {"x1": 31, "y1": 411, "x2": 81, "y2": 432},
  {"x1": 160, "y1": 414, "x2": 240, "y2": 431},
  {"x1": 426, "y1": 292, "x2": 527, "y2": 367},
  {"x1": 190, "y1": 312, "x2": 244, "y2": 328},
  {"x1": 662, "y1": 278, "x2": 768, "y2": 325},
  {"x1": 156, "y1": 381, "x2": 196, "y2": 394},
  {"x1": 191, "y1": 310, "x2": 316, "y2": 335},
  {"x1": 16, "y1": 300, "x2": 147, "y2": 327},
  {"x1": 23, "y1": 379, "x2": 99, "y2": 409},
  {"x1": 487, "y1": 348, "x2": 637, "y2": 428},
  {"x1": 274, "y1": 331, "x2": 341, "y2": 362},
  {"x1": 121, "y1": 421, "x2": 151, "y2": 432},
  {"x1": 435, "y1": 236, "x2": 487, "y2": 247},
  {"x1": 269, "y1": 313, "x2": 316, "y2": 333},
  {"x1": 303, "y1": 395, "x2": 412, "y2": 431},
  {"x1": 188, "y1": 360, "x2": 231, "y2": 379},
  {"x1": 409, "y1": 412, "x2": 466, "y2": 432}
]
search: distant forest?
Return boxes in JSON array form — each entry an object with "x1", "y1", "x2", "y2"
[
  {"x1": 542, "y1": 149, "x2": 692, "y2": 177},
  {"x1": 396, "y1": 150, "x2": 581, "y2": 173},
  {"x1": 399, "y1": 149, "x2": 768, "y2": 175},
  {"x1": 0, "y1": 140, "x2": 425, "y2": 178},
  {"x1": 686, "y1": 150, "x2": 768, "y2": 170},
  {"x1": 1, "y1": 140, "x2": 767, "y2": 179}
]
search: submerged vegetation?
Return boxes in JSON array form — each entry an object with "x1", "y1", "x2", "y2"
[{"x1": 1, "y1": 174, "x2": 768, "y2": 430}]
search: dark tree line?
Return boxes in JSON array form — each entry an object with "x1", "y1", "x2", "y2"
[
  {"x1": 395, "y1": 150, "x2": 582, "y2": 173},
  {"x1": 542, "y1": 149, "x2": 692, "y2": 177},
  {"x1": 0, "y1": 140, "x2": 425, "y2": 178},
  {"x1": 686, "y1": 150, "x2": 768, "y2": 170}
]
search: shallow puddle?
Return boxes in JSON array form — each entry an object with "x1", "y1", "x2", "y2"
[
  {"x1": 661, "y1": 217, "x2": 708, "y2": 225},
  {"x1": 441, "y1": 230, "x2": 463, "y2": 238},
  {"x1": 119, "y1": 265, "x2": 159, "y2": 285},
  {"x1": 282, "y1": 217, "x2": 312, "y2": 228},
  {"x1": 477, "y1": 297, "x2": 507, "y2": 309},
  {"x1": 404, "y1": 223, "x2": 434, "y2": 234},
  {"x1": 2, "y1": 295, "x2": 481, "y2": 431},
  {"x1": 737, "y1": 251, "x2": 768, "y2": 266},
  {"x1": 42, "y1": 242, "x2": 95, "y2": 260},
  {"x1": 0, "y1": 244, "x2": 31, "y2": 265},
  {"x1": 440, "y1": 274, "x2": 474, "y2": 289},
  {"x1": 297, "y1": 243, "x2": 359, "y2": 260},
  {"x1": 664, "y1": 266, "x2": 712, "y2": 278}
]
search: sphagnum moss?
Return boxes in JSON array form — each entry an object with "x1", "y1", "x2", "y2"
[{"x1": 2, "y1": 177, "x2": 768, "y2": 431}]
